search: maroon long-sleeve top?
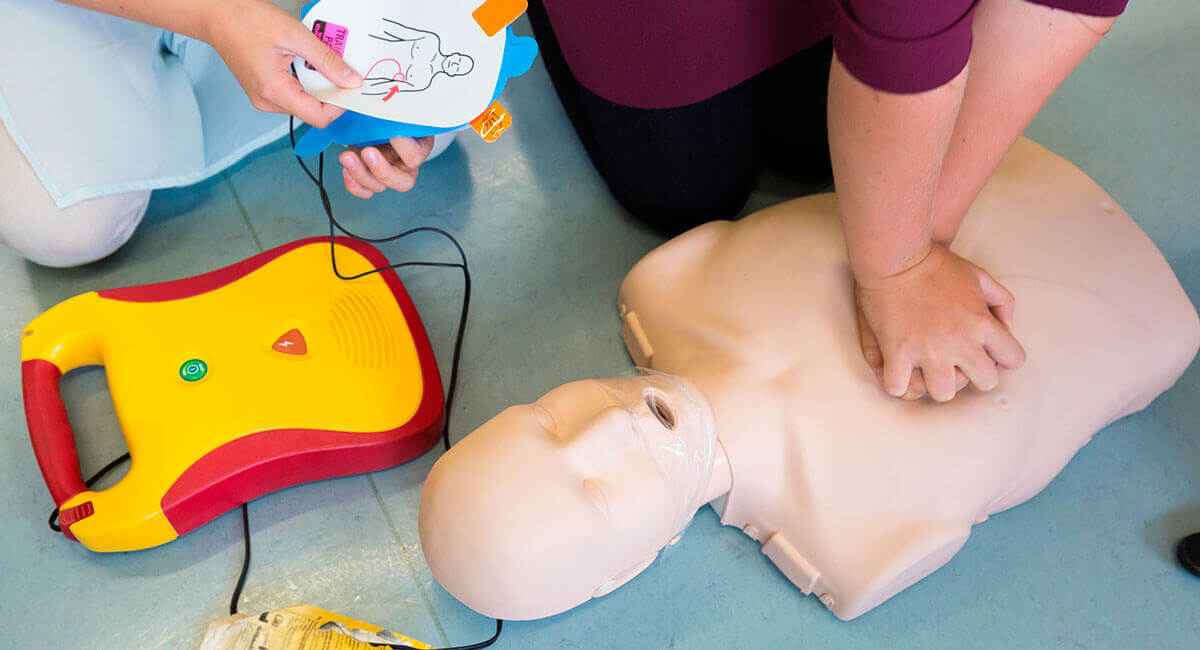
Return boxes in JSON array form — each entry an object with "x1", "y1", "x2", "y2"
[{"x1": 539, "y1": 0, "x2": 1129, "y2": 108}]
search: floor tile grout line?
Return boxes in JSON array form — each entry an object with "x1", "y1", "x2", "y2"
[
  {"x1": 367, "y1": 473, "x2": 451, "y2": 646},
  {"x1": 223, "y1": 172, "x2": 266, "y2": 253}
]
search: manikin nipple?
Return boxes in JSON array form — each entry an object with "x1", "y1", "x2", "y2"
[{"x1": 581, "y1": 479, "x2": 610, "y2": 516}]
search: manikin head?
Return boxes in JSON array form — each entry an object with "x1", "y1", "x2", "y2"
[
  {"x1": 419, "y1": 372, "x2": 721, "y2": 620},
  {"x1": 442, "y1": 53, "x2": 475, "y2": 76}
]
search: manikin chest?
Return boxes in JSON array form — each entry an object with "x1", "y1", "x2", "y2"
[
  {"x1": 615, "y1": 191, "x2": 1192, "y2": 619},
  {"x1": 620, "y1": 287, "x2": 1105, "y2": 619}
]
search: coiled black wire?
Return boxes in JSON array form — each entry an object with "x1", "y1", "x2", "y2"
[{"x1": 45, "y1": 118, "x2": 500, "y2": 650}]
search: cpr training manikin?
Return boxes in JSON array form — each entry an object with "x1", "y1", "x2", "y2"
[{"x1": 419, "y1": 138, "x2": 1200, "y2": 622}]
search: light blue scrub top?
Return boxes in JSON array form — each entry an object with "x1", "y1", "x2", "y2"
[{"x1": 0, "y1": 1, "x2": 290, "y2": 208}]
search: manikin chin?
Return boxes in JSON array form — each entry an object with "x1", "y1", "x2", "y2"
[{"x1": 418, "y1": 139, "x2": 1200, "y2": 622}]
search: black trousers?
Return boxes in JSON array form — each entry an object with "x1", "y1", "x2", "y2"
[{"x1": 527, "y1": 1, "x2": 835, "y2": 235}]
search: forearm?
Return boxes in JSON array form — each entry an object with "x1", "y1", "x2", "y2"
[
  {"x1": 58, "y1": 0, "x2": 231, "y2": 42},
  {"x1": 829, "y1": 54, "x2": 967, "y2": 284},
  {"x1": 931, "y1": 0, "x2": 1116, "y2": 243}
]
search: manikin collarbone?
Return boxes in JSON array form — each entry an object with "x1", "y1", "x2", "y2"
[{"x1": 615, "y1": 174, "x2": 1194, "y2": 619}]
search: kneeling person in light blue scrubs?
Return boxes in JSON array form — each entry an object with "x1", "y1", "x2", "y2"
[{"x1": 0, "y1": 0, "x2": 445, "y2": 267}]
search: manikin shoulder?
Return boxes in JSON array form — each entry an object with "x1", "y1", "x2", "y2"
[
  {"x1": 622, "y1": 139, "x2": 1198, "y2": 377},
  {"x1": 616, "y1": 138, "x2": 1199, "y2": 621}
]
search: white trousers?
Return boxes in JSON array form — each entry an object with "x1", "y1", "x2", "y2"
[
  {"x1": 0, "y1": 122, "x2": 456, "y2": 268},
  {"x1": 0, "y1": 122, "x2": 150, "y2": 268}
]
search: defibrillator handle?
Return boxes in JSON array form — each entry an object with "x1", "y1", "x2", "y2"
[{"x1": 22, "y1": 359, "x2": 88, "y2": 506}]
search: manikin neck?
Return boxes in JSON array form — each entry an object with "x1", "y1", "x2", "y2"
[
  {"x1": 702, "y1": 439, "x2": 733, "y2": 504},
  {"x1": 433, "y1": 53, "x2": 447, "y2": 73},
  {"x1": 648, "y1": 369, "x2": 732, "y2": 509}
]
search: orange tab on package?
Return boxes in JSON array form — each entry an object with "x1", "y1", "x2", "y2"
[
  {"x1": 470, "y1": 100, "x2": 513, "y2": 143},
  {"x1": 473, "y1": 0, "x2": 528, "y2": 36}
]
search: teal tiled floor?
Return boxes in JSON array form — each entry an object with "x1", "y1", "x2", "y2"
[{"x1": 3, "y1": 5, "x2": 1199, "y2": 648}]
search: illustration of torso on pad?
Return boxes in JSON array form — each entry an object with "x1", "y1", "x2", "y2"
[
  {"x1": 294, "y1": 0, "x2": 514, "y2": 128},
  {"x1": 418, "y1": 139, "x2": 1200, "y2": 623},
  {"x1": 362, "y1": 19, "x2": 475, "y2": 101}
]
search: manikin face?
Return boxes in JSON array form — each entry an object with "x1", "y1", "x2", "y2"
[
  {"x1": 442, "y1": 53, "x2": 474, "y2": 76},
  {"x1": 419, "y1": 372, "x2": 717, "y2": 620}
]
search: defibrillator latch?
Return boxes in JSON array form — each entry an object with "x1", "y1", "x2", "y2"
[{"x1": 58, "y1": 501, "x2": 95, "y2": 540}]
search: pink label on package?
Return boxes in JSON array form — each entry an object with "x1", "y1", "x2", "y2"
[{"x1": 306, "y1": 20, "x2": 349, "y2": 69}]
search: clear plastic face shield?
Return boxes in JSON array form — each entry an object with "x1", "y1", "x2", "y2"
[{"x1": 572, "y1": 369, "x2": 719, "y2": 537}]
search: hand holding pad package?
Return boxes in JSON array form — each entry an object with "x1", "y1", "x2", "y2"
[{"x1": 294, "y1": 0, "x2": 538, "y2": 155}]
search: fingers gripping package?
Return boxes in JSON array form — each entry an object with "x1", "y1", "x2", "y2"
[{"x1": 293, "y1": 0, "x2": 539, "y2": 155}]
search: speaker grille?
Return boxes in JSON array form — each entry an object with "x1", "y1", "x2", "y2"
[{"x1": 329, "y1": 290, "x2": 403, "y2": 369}]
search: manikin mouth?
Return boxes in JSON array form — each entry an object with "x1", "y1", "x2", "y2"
[{"x1": 616, "y1": 369, "x2": 719, "y2": 537}]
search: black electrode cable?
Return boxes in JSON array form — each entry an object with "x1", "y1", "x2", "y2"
[
  {"x1": 286, "y1": 116, "x2": 497, "y2": 649},
  {"x1": 47, "y1": 452, "x2": 131, "y2": 533},
  {"x1": 44, "y1": 119, "x2": 498, "y2": 650},
  {"x1": 288, "y1": 117, "x2": 471, "y2": 453},
  {"x1": 229, "y1": 503, "x2": 251, "y2": 616}
]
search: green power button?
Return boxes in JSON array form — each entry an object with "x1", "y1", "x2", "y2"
[{"x1": 179, "y1": 359, "x2": 208, "y2": 383}]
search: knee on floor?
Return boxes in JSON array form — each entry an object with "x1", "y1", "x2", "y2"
[
  {"x1": 0, "y1": 191, "x2": 151, "y2": 268},
  {"x1": 606, "y1": 166, "x2": 757, "y2": 236}
]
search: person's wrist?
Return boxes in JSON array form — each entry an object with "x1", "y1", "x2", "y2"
[
  {"x1": 201, "y1": 0, "x2": 259, "y2": 48},
  {"x1": 932, "y1": 226, "x2": 958, "y2": 247},
  {"x1": 931, "y1": 211, "x2": 964, "y2": 246},
  {"x1": 197, "y1": 1, "x2": 231, "y2": 47},
  {"x1": 852, "y1": 240, "x2": 940, "y2": 291}
]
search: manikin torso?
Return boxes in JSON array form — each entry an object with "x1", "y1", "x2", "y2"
[{"x1": 419, "y1": 139, "x2": 1200, "y2": 622}]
